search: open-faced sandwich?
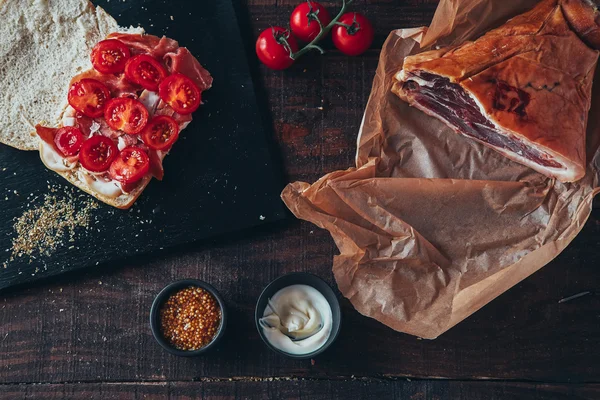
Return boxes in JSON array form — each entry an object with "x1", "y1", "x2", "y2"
[
  {"x1": 393, "y1": 0, "x2": 600, "y2": 183},
  {"x1": 0, "y1": 0, "x2": 212, "y2": 209}
]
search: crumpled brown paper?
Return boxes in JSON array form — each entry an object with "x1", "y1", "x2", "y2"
[{"x1": 281, "y1": 0, "x2": 600, "y2": 339}]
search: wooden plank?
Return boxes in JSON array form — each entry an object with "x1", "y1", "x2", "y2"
[
  {"x1": 0, "y1": 210, "x2": 598, "y2": 384},
  {"x1": 1, "y1": 381, "x2": 599, "y2": 400},
  {"x1": 1, "y1": 0, "x2": 600, "y2": 389}
]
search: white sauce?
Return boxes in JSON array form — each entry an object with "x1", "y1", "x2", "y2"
[
  {"x1": 260, "y1": 284, "x2": 332, "y2": 355},
  {"x1": 77, "y1": 170, "x2": 123, "y2": 198},
  {"x1": 40, "y1": 142, "x2": 76, "y2": 172}
]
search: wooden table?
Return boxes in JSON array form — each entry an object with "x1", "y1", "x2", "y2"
[{"x1": 2, "y1": 1, "x2": 600, "y2": 399}]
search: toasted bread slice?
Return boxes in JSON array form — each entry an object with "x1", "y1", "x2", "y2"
[
  {"x1": 0, "y1": 0, "x2": 142, "y2": 150},
  {"x1": 39, "y1": 142, "x2": 151, "y2": 209}
]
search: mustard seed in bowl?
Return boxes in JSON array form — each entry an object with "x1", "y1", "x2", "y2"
[{"x1": 159, "y1": 286, "x2": 222, "y2": 351}]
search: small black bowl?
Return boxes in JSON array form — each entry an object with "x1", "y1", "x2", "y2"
[
  {"x1": 255, "y1": 272, "x2": 342, "y2": 360},
  {"x1": 150, "y1": 279, "x2": 227, "y2": 357}
]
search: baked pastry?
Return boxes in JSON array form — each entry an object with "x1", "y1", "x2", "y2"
[{"x1": 393, "y1": 0, "x2": 600, "y2": 182}]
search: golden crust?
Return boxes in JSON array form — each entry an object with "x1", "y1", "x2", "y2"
[
  {"x1": 396, "y1": 0, "x2": 599, "y2": 182},
  {"x1": 561, "y1": 0, "x2": 600, "y2": 49}
]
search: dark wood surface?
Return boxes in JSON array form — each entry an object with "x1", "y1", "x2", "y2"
[{"x1": 1, "y1": 0, "x2": 599, "y2": 398}]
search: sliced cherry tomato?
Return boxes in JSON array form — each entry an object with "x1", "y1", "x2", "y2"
[
  {"x1": 54, "y1": 127, "x2": 84, "y2": 156},
  {"x1": 91, "y1": 39, "x2": 131, "y2": 74},
  {"x1": 108, "y1": 146, "x2": 150, "y2": 184},
  {"x1": 79, "y1": 135, "x2": 118, "y2": 172},
  {"x1": 158, "y1": 73, "x2": 201, "y2": 115},
  {"x1": 290, "y1": 1, "x2": 331, "y2": 42},
  {"x1": 331, "y1": 13, "x2": 374, "y2": 56},
  {"x1": 124, "y1": 54, "x2": 168, "y2": 91},
  {"x1": 255, "y1": 27, "x2": 298, "y2": 70},
  {"x1": 141, "y1": 115, "x2": 180, "y2": 151},
  {"x1": 68, "y1": 78, "x2": 111, "y2": 118},
  {"x1": 104, "y1": 98, "x2": 149, "y2": 135}
]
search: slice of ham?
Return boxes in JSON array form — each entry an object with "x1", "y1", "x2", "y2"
[
  {"x1": 155, "y1": 99, "x2": 193, "y2": 126},
  {"x1": 96, "y1": 119, "x2": 123, "y2": 139},
  {"x1": 148, "y1": 148, "x2": 164, "y2": 181},
  {"x1": 107, "y1": 33, "x2": 179, "y2": 59},
  {"x1": 75, "y1": 113, "x2": 96, "y2": 136},
  {"x1": 108, "y1": 33, "x2": 212, "y2": 91},
  {"x1": 164, "y1": 48, "x2": 213, "y2": 91},
  {"x1": 35, "y1": 125, "x2": 58, "y2": 150}
]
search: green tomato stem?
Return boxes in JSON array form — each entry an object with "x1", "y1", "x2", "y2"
[{"x1": 290, "y1": 0, "x2": 354, "y2": 60}]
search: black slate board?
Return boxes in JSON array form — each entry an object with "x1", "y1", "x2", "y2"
[{"x1": 0, "y1": 0, "x2": 286, "y2": 290}]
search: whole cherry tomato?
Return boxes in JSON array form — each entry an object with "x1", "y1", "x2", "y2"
[
  {"x1": 256, "y1": 27, "x2": 299, "y2": 70},
  {"x1": 331, "y1": 13, "x2": 374, "y2": 56},
  {"x1": 290, "y1": 1, "x2": 332, "y2": 42}
]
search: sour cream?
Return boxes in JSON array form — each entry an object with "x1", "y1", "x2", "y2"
[{"x1": 259, "y1": 284, "x2": 332, "y2": 355}]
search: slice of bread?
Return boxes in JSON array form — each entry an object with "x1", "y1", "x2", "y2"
[
  {"x1": 2, "y1": 0, "x2": 148, "y2": 209},
  {"x1": 39, "y1": 141, "x2": 152, "y2": 209},
  {"x1": 0, "y1": 0, "x2": 142, "y2": 150}
]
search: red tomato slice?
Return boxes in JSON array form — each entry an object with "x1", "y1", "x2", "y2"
[
  {"x1": 54, "y1": 127, "x2": 85, "y2": 156},
  {"x1": 91, "y1": 39, "x2": 131, "y2": 74},
  {"x1": 104, "y1": 98, "x2": 149, "y2": 135},
  {"x1": 68, "y1": 79, "x2": 111, "y2": 118},
  {"x1": 141, "y1": 115, "x2": 180, "y2": 151},
  {"x1": 158, "y1": 73, "x2": 201, "y2": 115},
  {"x1": 79, "y1": 135, "x2": 118, "y2": 172},
  {"x1": 109, "y1": 146, "x2": 150, "y2": 184},
  {"x1": 124, "y1": 54, "x2": 168, "y2": 91}
]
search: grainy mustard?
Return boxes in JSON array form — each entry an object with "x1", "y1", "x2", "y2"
[{"x1": 159, "y1": 286, "x2": 221, "y2": 350}]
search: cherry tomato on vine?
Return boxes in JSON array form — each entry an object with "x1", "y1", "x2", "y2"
[
  {"x1": 256, "y1": 27, "x2": 299, "y2": 70},
  {"x1": 332, "y1": 12, "x2": 374, "y2": 56},
  {"x1": 290, "y1": 1, "x2": 332, "y2": 42}
]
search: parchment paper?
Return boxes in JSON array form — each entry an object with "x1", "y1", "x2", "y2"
[{"x1": 281, "y1": 0, "x2": 600, "y2": 339}]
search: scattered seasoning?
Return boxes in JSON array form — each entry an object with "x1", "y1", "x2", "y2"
[
  {"x1": 160, "y1": 286, "x2": 221, "y2": 350},
  {"x1": 5, "y1": 192, "x2": 97, "y2": 265}
]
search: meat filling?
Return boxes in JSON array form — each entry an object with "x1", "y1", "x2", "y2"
[{"x1": 401, "y1": 71, "x2": 563, "y2": 169}]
